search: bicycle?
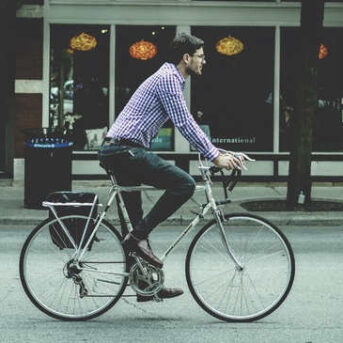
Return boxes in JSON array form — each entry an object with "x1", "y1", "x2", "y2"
[{"x1": 19, "y1": 150, "x2": 295, "y2": 322}]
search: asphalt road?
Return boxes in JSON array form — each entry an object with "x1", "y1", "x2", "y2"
[{"x1": 1, "y1": 224, "x2": 343, "y2": 343}]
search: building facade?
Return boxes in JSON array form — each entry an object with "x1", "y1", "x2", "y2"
[{"x1": 7, "y1": 0, "x2": 343, "y2": 181}]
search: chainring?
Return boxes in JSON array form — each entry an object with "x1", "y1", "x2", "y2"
[{"x1": 129, "y1": 261, "x2": 164, "y2": 296}]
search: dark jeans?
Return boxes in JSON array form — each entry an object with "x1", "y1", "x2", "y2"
[{"x1": 98, "y1": 143, "x2": 196, "y2": 239}]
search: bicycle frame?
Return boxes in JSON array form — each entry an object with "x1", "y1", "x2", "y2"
[{"x1": 43, "y1": 154, "x2": 244, "y2": 271}]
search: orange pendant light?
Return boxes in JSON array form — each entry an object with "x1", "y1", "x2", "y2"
[
  {"x1": 70, "y1": 32, "x2": 97, "y2": 51},
  {"x1": 318, "y1": 43, "x2": 328, "y2": 60},
  {"x1": 216, "y1": 36, "x2": 244, "y2": 56},
  {"x1": 129, "y1": 40, "x2": 158, "y2": 60}
]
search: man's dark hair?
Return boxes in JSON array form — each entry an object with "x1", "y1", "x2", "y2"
[{"x1": 168, "y1": 33, "x2": 204, "y2": 65}]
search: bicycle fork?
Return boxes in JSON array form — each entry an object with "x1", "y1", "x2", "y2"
[
  {"x1": 205, "y1": 181, "x2": 244, "y2": 271},
  {"x1": 213, "y1": 209, "x2": 244, "y2": 271}
]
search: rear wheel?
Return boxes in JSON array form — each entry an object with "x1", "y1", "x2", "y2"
[
  {"x1": 20, "y1": 216, "x2": 128, "y2": 320},
  {"x1": 186, "y1": 213, "x2": 295, "y2": 322}
]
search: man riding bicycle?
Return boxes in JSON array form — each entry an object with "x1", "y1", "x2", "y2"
[{"x1": 98, "y1": 32, "x2": 248, "y2": 302}]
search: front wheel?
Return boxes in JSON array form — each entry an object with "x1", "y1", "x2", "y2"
[
  {"x1": 186, "y1": 213, "x2": 295, "y2": 322},
  {"x1": 20, "y1": 216, "x2": 128, "y2": 321}
]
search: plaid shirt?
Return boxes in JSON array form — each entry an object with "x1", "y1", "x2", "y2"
[{"x1": 107, "y1": 63, "x2": 219, "y2": 161}]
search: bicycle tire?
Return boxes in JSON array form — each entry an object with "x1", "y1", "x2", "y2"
[
  {"x1": 20, "y1": 215, "x2": 128, "y2": 321},
  {"x1": 186, "y1": 213, "x2": 295, "y2": 322}
]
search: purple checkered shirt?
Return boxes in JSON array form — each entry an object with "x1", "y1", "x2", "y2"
[{"x1": 107, "y1": 63, "x2": 219, "y2": 161}]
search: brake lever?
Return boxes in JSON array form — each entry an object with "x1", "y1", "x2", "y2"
[
  {"x1": 227, "y1": 169, "x2": 241, "y2": 192},
  {"x1": 219, "y1": 169, "x2": 229, "y2": 199},
  {"x1": 209, "y1": 165, "x2": 242, "y2": 196}
]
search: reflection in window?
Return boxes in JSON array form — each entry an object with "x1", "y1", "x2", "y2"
[
  {"x1": 280, "y1": 28, "x2": 343, "y2": 152},
  {"x1": 191, "y1": 27, "x2": 274, "y2": 152},
  {"x1": 50, "y1": 25, "x2": 110, "y2": 150},
  {"x1": 115, "y1": 25, "x2": 176, "y2": 151}
]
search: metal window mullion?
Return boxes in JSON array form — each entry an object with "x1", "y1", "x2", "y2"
[
  {"x1": 175, "y1": 25, "x2": 191, "y2": 153},
  {"x1": 273, "y1": 25, "x2": 280, "y2": 153},
  {"x1": 42, "y1": 8, "x2": 50, "y2": 127},
  {"x1": 109, "y1": 24, "x2": 115, "y2": 126}
]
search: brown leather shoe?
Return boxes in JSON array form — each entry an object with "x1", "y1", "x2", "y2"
[
  {"x1": 137, "y1": 287, "x2": 184, "y2": 302},
  {"x1": 122, "y1": 233, "x2": 163, "y2": 269}
]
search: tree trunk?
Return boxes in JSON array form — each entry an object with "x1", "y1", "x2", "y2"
[{"x1": 286, "y1": 0, "x2": 325, "y2": 209}]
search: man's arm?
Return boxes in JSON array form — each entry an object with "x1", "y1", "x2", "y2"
[
  {"x1": 157, "y1": 74, "x2": 245, "y2": 169},
  {"x1": 157, "y1": 74, "x2": 219, "y2": 161}
]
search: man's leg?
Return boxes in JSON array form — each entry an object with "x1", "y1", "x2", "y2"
[
  {"x1": 98, "y1": 145, "x2": 144, "y2": 238},
  {"x1": 111, "y1": 148, "x2": 188, "y2": 300},
  {"x1": 114, "y1": 178, "x2": 143, "y2": 239},
  {"x1": 99, "y1": 146, "x2": 163, "y2": 268},
  {"x1": 129, "y1": 150, "x2": 196, "y2": 238}
]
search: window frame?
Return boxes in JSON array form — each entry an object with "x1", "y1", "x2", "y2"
[{"x1": 42, "y1": 0, "x2": 343, "y2": 155}]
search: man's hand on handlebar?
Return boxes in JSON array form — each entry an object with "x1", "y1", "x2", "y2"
[{"x1": 212, "y1": 151, "x2": 255, "y2": 171}]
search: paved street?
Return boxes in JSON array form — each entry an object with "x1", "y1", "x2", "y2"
[{"x1": 1, "y1": 223, "x2": 343, "y2": 343}]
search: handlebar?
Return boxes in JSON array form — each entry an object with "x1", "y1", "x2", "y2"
[{"x1": 197, "y1": 149, "x2": 254, "y2": 199}]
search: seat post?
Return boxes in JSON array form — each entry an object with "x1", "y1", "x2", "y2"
[
  {"x1": 99, "y1": 162, "x2": 118, "y2": 187},
  {"x1": 109, "y1": 173, "x2": 118, "y2": 186}
]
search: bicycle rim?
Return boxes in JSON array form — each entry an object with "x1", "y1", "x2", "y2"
[
  {"x1": 186, "y1": 213, "x2": 295, "y2": 322},
  {"x1": 20, "y1": 216, "x2": 128, "y2": 320}
]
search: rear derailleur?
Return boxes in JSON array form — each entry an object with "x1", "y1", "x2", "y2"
[{"x1": 64, "y1": 260, "x2": 88, "y2": 298}]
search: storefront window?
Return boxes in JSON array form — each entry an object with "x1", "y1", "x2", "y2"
[
  {"x1": 280, "y1": 28, "x2": 343, "y2": 152},
  {"x1": 50, "y1": 25, "x2": 110, "y2": 150},
  {"x1": 115, "y1": 25, "x2": 176, "y2": 151},
  {"x1": 191, "y1": 26, "x2": 274, "y2": 152}
]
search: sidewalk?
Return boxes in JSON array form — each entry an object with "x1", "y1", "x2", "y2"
[{"x1": 1, "y1": 180, "x2": 343, "y2": 226}]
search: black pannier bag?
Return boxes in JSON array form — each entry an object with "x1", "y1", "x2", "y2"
[{"x1": 46, "y1": 192, "x2": 99, "y2": 250}]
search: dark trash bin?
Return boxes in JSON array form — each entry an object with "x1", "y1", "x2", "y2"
[{"x1": 24, "y1": 128, "x2": 73, "y2": 209}]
